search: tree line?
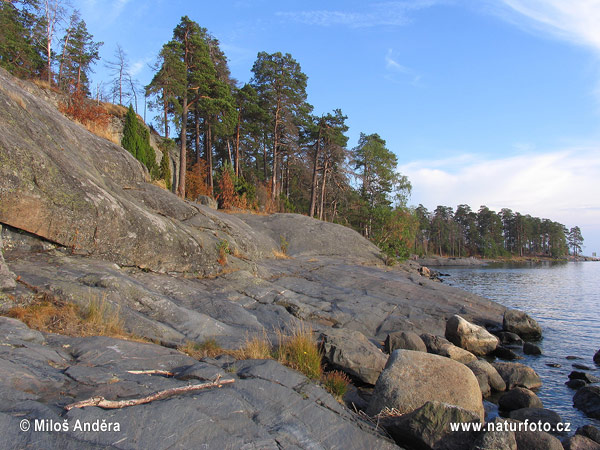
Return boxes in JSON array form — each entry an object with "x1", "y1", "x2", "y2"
[
  {"x1": 0, "y1": 6, "x2": 585, "y2": 260},
  {"x1": 414, "y1": 204, "x2": 584, "y2": 258}
]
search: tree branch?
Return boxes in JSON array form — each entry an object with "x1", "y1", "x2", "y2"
[{"x1": 64, "y1": 377, "x2": 234, "y2": 410}]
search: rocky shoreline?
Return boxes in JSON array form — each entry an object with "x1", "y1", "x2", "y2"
[{"x1": 1, "y1": 67, "x2": 600, "y2": 449}]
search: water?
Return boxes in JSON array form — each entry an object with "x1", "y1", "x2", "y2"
[{"x1": 441, "y1": 261, "x2": 600, "y2": 431}]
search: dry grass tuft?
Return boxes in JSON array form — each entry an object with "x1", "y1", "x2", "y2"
[
  {"x1": 178, "y1": 338, "x2": 223, "y2": 359},
  {"x1": 235, "y1": 331, "x2": 273, "y2": 360},
  {"x1": 272, "y1": 249, "x2": 290, "y2": 259},
  {"x1": 322, "y1": 370, "x2": 351, "y2": 400},
  {"x1": 7, "y1": 291, "x2": 129, "y2": 338},
  {"x1": 275, "y1": 323, "x2": 322, "y2": 380}
]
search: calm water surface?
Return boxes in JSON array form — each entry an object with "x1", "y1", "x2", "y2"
[{"x1": 441, "y1": 261, "x2": 600, "y2": 431}]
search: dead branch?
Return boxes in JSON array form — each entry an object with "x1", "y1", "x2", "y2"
[
  {"x1": 64, "y1": 377, "x2": 234, "y2": 410},
  {"x1": 126, "y1": 370, "x2": 174, "y2": 377}
]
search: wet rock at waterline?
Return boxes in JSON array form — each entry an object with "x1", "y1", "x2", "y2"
[
  {"x1": 472, "y1": 417, "x2": 517, "y2": 450},
  {"x1": 498, "y1": 387, "x2": 543, "y2": 411},
  {"x1": 508, "y1": 408, "x2": 563, "y2": 431},
  {"x1": 492, "y1": 362, "x2": 542, "y2": 390},
  {"x1": 523, "y1": 342, "x2": 542, "y2": 355},
  {"x1": 567, "y1": 379, "x2": 588, "y2": 390},
  {"x1": 570, "y1": 371, "x2": 600, "y2": 384},
  {"x1": 594, "y1": 349, "x2": 600, "y2": 365},
  {"x1": 503, "y1": 309, "x2": 542, "y2": 340},
  {"x1": 497, "y1": 331, "x2": 524, "y2": 347},
  {"x1": 445, "y1": 315, "x2": 499, "y2": 356},
  {"x1": 574, "y1": 386, "x2": 600, "y2": 419},
  {"x1": 366, "y1": 349, "x2": 484, "y2": 421}
]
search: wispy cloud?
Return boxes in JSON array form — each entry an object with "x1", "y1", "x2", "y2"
[
  {"x1": 385, "y1": 49, "x2": 423, "y2": 85},
  {"x1": 277, "y1": 1, "x2": 443, "y2": 28},
  {"x1": 81, "y1": 0, "x2": 131, "y2": 26},
  {"x1": 497, "y1": 0, "x2": 600, "y2": 52},
  {"x1": 400, "y1": 147, "x2": 600, "y2": 251}
]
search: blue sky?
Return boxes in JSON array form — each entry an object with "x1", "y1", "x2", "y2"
[{"x1": 78, "y1": 0, "x2": 600, "y2": 255}]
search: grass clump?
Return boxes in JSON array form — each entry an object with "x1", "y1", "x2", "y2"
[
  {"x1": 178, "y1": 338, "x2": 223, "y2": 359},
  {"x1": 7, "y1": 291, "x2": 127, "y2": 338},
  {"x1": 216, "y1": 239, "x2": 230, "y2": 266},
  {"x1": 276, "y1": 324, "x2": 322, "y2": 380},
  {"x1": 321, "y1": 370, "x2": 351, "y2": 400}
]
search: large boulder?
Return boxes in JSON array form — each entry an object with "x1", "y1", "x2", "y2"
[
  {"x1": 366, "y1": 350, "x2": 484, "y2": 421},
  {"x1": 513, "y1": 428, "x2": 564, "y2": 450},
  {"x1": 508, "y1": 408, "x2": 562, "y2": 430},
  {"x1": 492, "y1": 361, "x2": 542, "y2": 390},
  {"x1": 466, "y1": 359, "x2": 506, "y2": 397},
  {"x1": 445, "y1": 315, "x2": 499, "y2": 356},
  {"x1": 498, "y1": 387, "x2": 542, "y2": 411},
  {"x1": 384, "y1": 330, "x2": 427, "y2": 353},
  {"x1": 472, "y1": 417, "x2": 517, "y2": 450},
  {"x1": 318, "y1": 328, "x2": 387, "y2": 385},
  {"x1": 381, "y1": 401, "x2": 479, "y2": 450},
  {"x1": 420, "y1": 333, "x2": 477, "y2": 364},
  {"x1": 523, "y1": 342, "x2": 542, "y2": 355},
  {"x1": 576, "y1": 425, "x2": 600, "y2": 444},
  {"x1": 574, "y1": 386, "x2": 600, "y2": 419},
  {"x1": 502, "y1": 309, "x2": 542, "y2": 340},
  {"x1": 563, "y1": 435, "x2": 600, "y2": 450}
]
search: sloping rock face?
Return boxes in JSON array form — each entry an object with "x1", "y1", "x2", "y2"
[
  {"x1": 0, "y1": 317, "x2": 397, "y2": 450},
  {"x1": 0, "y1": 225, "x2": 16, "y2": 291},
  {"x1": 0, "y1": 67, "x2": 279, "y2": 274},
  {"x1": 366, "y1": 350, "x2": 484, "y2": 420}
]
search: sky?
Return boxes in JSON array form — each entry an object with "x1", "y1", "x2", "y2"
[{"x1": 76, "y1": 0, "x2": 600, "y2": 255}]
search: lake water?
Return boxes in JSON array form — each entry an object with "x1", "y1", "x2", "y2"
[{"x1": 441, "y1": 261, "x2": 600, "y2": 431}]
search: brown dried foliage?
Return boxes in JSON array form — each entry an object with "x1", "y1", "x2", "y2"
[
  {"x1": 59, "y1": 90, "x2": 109, "y2": 133},
  {"x1": 186, "y1": 160, "x2": 211, "y2": 200}
]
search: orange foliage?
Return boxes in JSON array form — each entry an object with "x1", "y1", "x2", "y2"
[
  {"x1": 217, "y1": 169, "x2": 236, "y2": 209},
  {"x1": 59, "y1": 90, "x2": 109, "y2": 131},
  {"x1": 186, "y1": 160, "x2": 210, "y2": 200}
]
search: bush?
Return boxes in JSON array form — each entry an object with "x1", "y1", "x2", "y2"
[
  {"x1": 322, "y1": 370, "x2": 350, "y2": 399},
  {"x1": 59, "y1": 90, "x2": 109, "y2": 134}
]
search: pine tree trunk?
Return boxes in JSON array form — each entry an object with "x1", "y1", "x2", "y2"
[
  {"x1": 177, "y1": 94, "x2": 188, "y2": 198},
  {"x1": 309, "y1": 129, "x2": 321, "y2": 217}
]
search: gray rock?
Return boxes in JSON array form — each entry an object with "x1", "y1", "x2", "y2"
[
  {"x1": 563, "y1": 435, "x2": 600, "y2": 450},
  {"x1": 196, "y1": 195, "x2": 218, "y2": 209},
  {"x1": 0, "y1": 225, "x2": 16, "y2": 291},
  {"x1": 595, "y1": 349, "x2": 600, "y2": 365},
  {"x1": 577, "y1": 425, "x2": 600, "y2": 444},
  {"x1": 498, "y1": 387, "x2": 542, "y2": 411},
  {"x1": 420, "y1": 333, "x2": 477, "y2": 364},
  {"x1": 492, "y1": 362, "x2": 542, "y2": 390},
  {"x1": 573, "y1": 363, "x2": 592, "y2": 370},
  {"x1": 503, "y1": 309, "x2": 542, "y2": 340},
  {"x1": 497, "y1": 331, "x2": 523, "y2": 346},
  {"x1": 466, "y1": 359, "x2": 506, "y2": 397},
  {"x1": 367, "y1": 349, "x2": 484, "y2": 420},
  {"x1": 523, "y1": 342, "x2": 542, "y2": 355},
  {"x1": 318, "y1": 328, "x2": 387, "y2": 385},
  {"x1": 567, "y1": 379, "x2": 588, "y2": 389},
  {"x1": 574, "y1": 386, "x2": 600, "y2": 419},
  {"x1": 384, "y1": 330, "x2": 426, "y2": 353},
  {"x1": 513, "y1": 428, "x2": 564, "y2": 450},
  {"x1": 445, "y1": 315, "x2": 499, "y2": 356},
  {"x1": 0, "y1": 316, "x2": 45, "y2": 345},
  {"x1": 175, "y1": 362, "x2": 226, "y2": 382},
  {"x1": 570, "y1": 371, "x2": 600, "y2": 383},
  {"x1": 381, "y1": 400, "x2": 480, "y2": 450},
  {"x1": 472, "y1": 417, "x2": 517, "y2": 450},
  {"x1": 493, "y1": 346, "x2": 520, "y2": 361},
  {"x1": 508, "y1": 407, "x2": 562, "y2": 429}
]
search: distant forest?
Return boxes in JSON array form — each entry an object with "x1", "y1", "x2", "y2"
[{"x1": 0, "y1": 2, "x2": 584, "y2": 260}]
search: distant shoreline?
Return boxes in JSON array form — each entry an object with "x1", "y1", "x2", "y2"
[{"x1": 416, "y1": 255, "x2": 599, "y2": 266}]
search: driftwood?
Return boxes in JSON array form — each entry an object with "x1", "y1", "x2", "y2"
[
  {"x1": 126, "y1": 370, "x2": 174, "y2": 377},
  {"x1": 64, "y1": 377, "x2": 234, "y2": 411}
]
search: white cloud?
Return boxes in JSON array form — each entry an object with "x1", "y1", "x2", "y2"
[
  {"x1": 400, "y1": 147, "x2": 600, "y2": 253},
  {"x1": 497, "y1": 0, "x2": 600, "y2": 52},
  {"x1": 277, "y1": 1, "x2": 444, "y2": 28},
  {"x1": 385, "y1": 49, "x2": 423, "y2": 85}
]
